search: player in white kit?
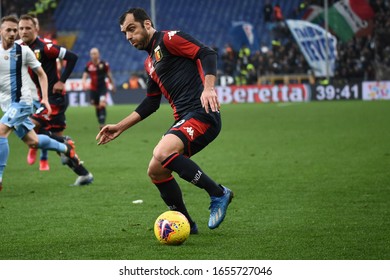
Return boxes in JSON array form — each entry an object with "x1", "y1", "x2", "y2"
[{"x1": 0, "y1": 15, "x2": 77, "y2": 191}]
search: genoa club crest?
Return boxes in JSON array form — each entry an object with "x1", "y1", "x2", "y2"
[
  {"x1": 154, "y1": 45, "x2": 162, "y2": 62},
  {"x1": 34, "y1": 49, "x2": 41, "y2": 60}
]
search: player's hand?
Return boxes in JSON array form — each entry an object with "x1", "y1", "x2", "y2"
[
  {"x1": 53, "y1": 81, "x2": 65, "y2": 95},
  {"x1": 96, "y1": 124, "x2": 122, "y2": 145},
  {"x1": 39, "y1": 100, "x2": 52, "y2": 118},
  {"x1": 82, "y1": 82, "x2": 90, "y2": 91},
  {"x1": 201, "y1": 87, "x2": 220, "y2": 113}
]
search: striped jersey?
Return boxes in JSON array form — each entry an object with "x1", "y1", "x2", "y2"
[
  {"x1": 24, "y1": 37, "x2": 67, "y2": 97},
  {"x1": 144, "y1": 30, "x2": 217, "y2": 120},
  {"x1": 0, "y1": 43, "x2": 41, "y2": 112},
  {"x1": 84, "y1": 60, "x2": 111, "y2": 91}
]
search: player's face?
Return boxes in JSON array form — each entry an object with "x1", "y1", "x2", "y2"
[
  {"x1": 120, "y1": 13, "x2": 151, "y2": 50},
  {"x1": 18, "y1": 19, "x2": 37, "y2": 45},
  {"x1": 90, "y1": 49, "x2": 100, "y2": 62},
  {"x1": 0, "y1": 21, "x2": 18, "y2": 49}
]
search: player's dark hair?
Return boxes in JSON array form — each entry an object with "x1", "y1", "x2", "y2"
[
  {"x1": 19, "y1": 14, "x2": 37, "y2": 27},
  {"x1": 1, "y1": 15, "x2": 19, "y2": 25},
  {"x1": 119, "y1": 7, "x2": 154, "y2": 28}
]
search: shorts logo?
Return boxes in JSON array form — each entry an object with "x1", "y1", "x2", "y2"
[{"x1": 183, "y1": 126, "x2": 194, "y2": 139}]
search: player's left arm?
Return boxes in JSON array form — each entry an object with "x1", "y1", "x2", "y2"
[
  {"x1": 197, "y1": 45, "x2": 219, "y2": 113},
  {"x1": 164, "y1": 31, "x2": 219, "y2": 113},
  {"x1": 52, "y1": 47, "x2": 78, "y2": 94}
]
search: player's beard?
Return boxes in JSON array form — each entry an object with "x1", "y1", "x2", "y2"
[
  {"x1": 4, "y1": 35, "x2": 15, "y2": 48},
  {"x1": 134, "y1": 28, "x2": 150, "y2": 50}
]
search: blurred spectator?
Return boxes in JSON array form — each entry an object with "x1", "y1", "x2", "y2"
[
  {"x1": 273, "y1": 4, "x2": 284, "y2": 22},
  {"x1": 235, "y1": 63, "x2": 257, "y2": 85},
  {"x1": 219, "y1": 0, "x2": 390, "y2": 84},
  {"x1": 1, "y1": 0, "x2": 35, "y2": 16},
  {"x1": 128, "y1": 73, "x2": 147, "y2": 89},
  {"x1": 263, "y1": 1, "x2": 273, "y2": 22},
  {"x1": 221, "y1": 44, "x2": 236, "y2": 76},
  {"x1": 129, "y1": 74, "x2": 140, "y2": 89},
  {"x1": 237, "y1": 44, "x2": 251, "y2": 70}
]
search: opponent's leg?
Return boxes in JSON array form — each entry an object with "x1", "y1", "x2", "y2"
[
  {"x1": 58, "y1": 136, "x2": 93, "y2": 186},
  {"x1": 0, "y1": 137, "x2": 9, "y2": 191},
  {"x1": 39, "y1": 149, "x2": 49, "y2": 171}
]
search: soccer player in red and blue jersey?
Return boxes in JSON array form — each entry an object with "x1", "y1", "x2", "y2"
[
  {"x1": 82, "y1": 47, "x2": 116, "y2": 130},
  {"x1": 18, "y1": 14, "x2": 93, "y2": 186},
  {"x1": 96, "y1": 8, "x2": 233, "y2": 232}
]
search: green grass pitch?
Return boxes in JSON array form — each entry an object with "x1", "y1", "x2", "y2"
[{"x1": 0, "y1": 101, "x2": 389, "y2": 260}]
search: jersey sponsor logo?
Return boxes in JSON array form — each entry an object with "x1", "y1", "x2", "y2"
[
  {"x1": 154, "y1": 45, "x2": 163, "y2": 62},
  {"x1": 34, "y1": 49, "x2": 41, "y2": 60},
  {"x1": 183, "y1": 126, "x2": 194, "y2": 139},
  {"x1": 167, "y1": 30, "x2": 178, "y2": 40}
]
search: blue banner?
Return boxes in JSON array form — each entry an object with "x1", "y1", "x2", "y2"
[
  {"x1": 228, "y1": 21, "x2": 259, "y2": 52},
  {"x1": 286, "y1": 20, "x2": 337, "y2": 77}
]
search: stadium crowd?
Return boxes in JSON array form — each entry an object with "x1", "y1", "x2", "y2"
[{"x1": 223, "y1": 0, "x2": 390, "y2": 84}]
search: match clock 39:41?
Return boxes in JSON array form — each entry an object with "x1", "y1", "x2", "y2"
[{"x1": 314, "y1": 84, "x2": 361, "y2": 101}]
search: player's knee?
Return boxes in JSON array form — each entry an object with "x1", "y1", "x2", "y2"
[
  {"x1": 147, "y1": 166, "x2": 157, "y2": 181},
  {"x1": 152, "y1": 146, "x2": 174, "y2": 163},
  {"x1": 147, "y1": 160, "x2": 171, "y2": 181}
]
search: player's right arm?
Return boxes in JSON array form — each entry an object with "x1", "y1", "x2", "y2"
[
  {"x1": 24, "y1": 45, "x2": 52, "y2": 115},
  {"x1": 96, "y1": 111, "x2": 142, "y2": 145},
  {"x1": 96, "y1": 93, "x2": 161, "y2": 145},
  {"x1": 96, "y1": 66, "x2": 162, "y2": 145},
  {"x1": 81, "y1": 71, "x2": 89, "y2": 90}
]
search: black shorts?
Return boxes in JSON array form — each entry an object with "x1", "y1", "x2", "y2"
[
  {"x1": 31, "y1": 94, "x2": 68, "y2": 132},
  {"x1": 165, "y1": 109, "x2": 221, "y2": 157},
  {"x1": 90, "y1": 89, "x2": 107, "y2": 106}
]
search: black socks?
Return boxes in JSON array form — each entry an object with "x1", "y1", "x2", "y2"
[
  {"x1": 154, "y1": 176, "x2": 196, "y2": 227},
  {"x1": 161, "y1": 153, "x2": 223, "y2": 197}
]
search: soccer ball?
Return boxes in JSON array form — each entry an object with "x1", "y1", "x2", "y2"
[{"x1": 154, "y1": 210, "x2": 190, "y2": 245}]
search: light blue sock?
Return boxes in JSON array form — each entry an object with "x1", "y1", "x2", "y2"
[
  {"x1": 40, "y1": 149, "x2": 49, "y2": 160},
  {"x1": 37, "y1": 135, "x2": 67, "y2": 153},
  {"x1": 0, "y1": 137, "x2": 9, "y2": 180}
]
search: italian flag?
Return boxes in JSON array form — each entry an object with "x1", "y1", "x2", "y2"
[
  {"x1": 303, "y1": 0, "x2": 375, "y2": 42},
  {"x1": 327, "y1": 0, "x2": 375, "y2": 42},
  {"x1": 302, "y1": 5, "x2": 324, "y2": 22}
]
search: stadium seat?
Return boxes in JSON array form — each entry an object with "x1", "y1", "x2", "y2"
[{"x1": 54, "y1": 0, "x2": 302, "y2": 84}]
